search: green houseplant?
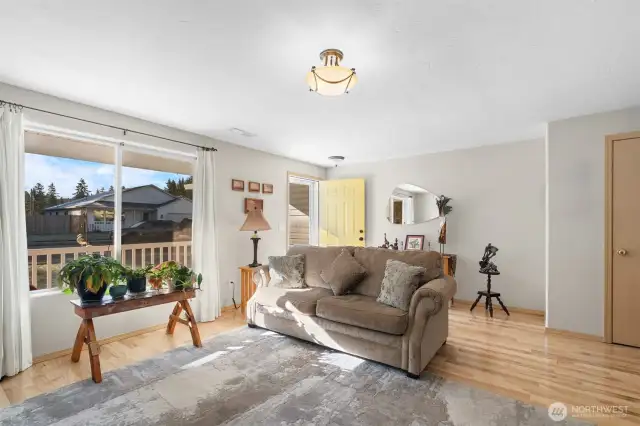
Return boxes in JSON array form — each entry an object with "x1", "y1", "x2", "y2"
[
  {"x1": 58, "y1": 254, "x2": 124, "y2": 302},
  {"x1": 148, "y1": 261, "x2": 202, "y2": 291},
  {"x1": 123, "y1": 265, "x2": 152, "y2": 293}
]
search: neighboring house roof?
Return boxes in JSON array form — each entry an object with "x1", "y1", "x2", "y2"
[{"x1": 45, "y1": 184, "x2": 188, "y2": 211}]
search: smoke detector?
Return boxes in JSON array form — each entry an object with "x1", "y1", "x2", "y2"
[{"x1": 328, "y1": 155, "x2": 345, "y2": 167}]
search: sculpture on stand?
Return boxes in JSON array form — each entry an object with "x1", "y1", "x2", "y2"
[{"x1": 470, "y1": 243, "x2": 510, "y2": 318}]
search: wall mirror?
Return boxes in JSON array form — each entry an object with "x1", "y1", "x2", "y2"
[{"x1": 387, "y1": 183, "x2": 440, "y2": 225}]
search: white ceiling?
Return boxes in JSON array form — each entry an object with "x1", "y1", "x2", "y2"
[{"x1": 2, "y1": 1, "x2": 640, "y2": 166}]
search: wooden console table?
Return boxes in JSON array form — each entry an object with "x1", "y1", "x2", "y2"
[{"x1": 70, "y1": 289, "x2": 201, "y2": 383}]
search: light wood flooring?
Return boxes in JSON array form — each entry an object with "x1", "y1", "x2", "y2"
[{"x1": 1, "y1": 306, "x2": 639, "y2": 425}]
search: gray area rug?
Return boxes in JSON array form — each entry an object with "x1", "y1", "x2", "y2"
[{"x1": 0, "y1": 326, "x2": 590, "y2": 425}]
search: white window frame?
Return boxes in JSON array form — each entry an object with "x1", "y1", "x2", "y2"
[{"x1": 24, "y1": 121, "x2": 197, "y2": 296}]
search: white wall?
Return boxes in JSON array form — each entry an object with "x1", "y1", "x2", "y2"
[
  {"x1": 328, "y1": 139, "x2": 546, "y2": 311},
  {"x1": 547, "y1": 106, "x2": 640, "y2": 337},
  {"x1": 1, "y1": 82, "x2": 325, "y2": 357}
]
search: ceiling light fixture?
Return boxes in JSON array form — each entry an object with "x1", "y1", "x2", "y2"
[
  {"x1": 328, "y1": 155, "x2": 345, "y2": 167},
  {"x1": 306, "y1": 49, "x2": 357, "y2": 96}
]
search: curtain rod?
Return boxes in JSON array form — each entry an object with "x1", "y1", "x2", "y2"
[{"x1": 0, "y1": 99, "x2": 217, "y2": 152}]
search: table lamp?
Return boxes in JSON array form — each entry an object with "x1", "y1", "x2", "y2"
[{"x1": 239, "y1": 207, "x2": 271, "y2": 267}]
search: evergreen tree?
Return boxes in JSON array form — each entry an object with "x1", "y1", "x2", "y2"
[
  {"x1": 95, "y1": 187, "x2": 106, "y2": 194},
  {"x1": 73, "y1": 178, "x2": 90, "y2": 199},
  {"x1": 32, "y1": 183, "x2": 46, "y2": 214},
  {"x1": 46, "y1": 183, "x2": 59, "y2": 207},
  {"x1": 108, "y1": 185, "x2": 114, "y2": 192},
  {"x1": 25, "y1": 190, "x2": 33, "y2": 216},
  {"x1": 165, "y1": 179, "x2": 177, "y2": 195}
]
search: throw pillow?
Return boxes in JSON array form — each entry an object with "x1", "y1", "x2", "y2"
[
  {"x1": 320, "y1": 249, "x2": 367, "y2": 295},
  {"x1": 268, "y1": 254, "x2": 306, "y2": 288},
  {"x1": 376, "y1": 259, "x2": 426, "y2": 311}
]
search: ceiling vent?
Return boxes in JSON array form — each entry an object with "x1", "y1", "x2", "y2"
[{"x1": 229, "y1": 127, "x2": 256, "y2": 137}]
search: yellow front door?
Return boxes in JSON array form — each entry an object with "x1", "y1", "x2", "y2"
[{"x1": 319, "y1": 178, "x2": 365, "y2": 246}]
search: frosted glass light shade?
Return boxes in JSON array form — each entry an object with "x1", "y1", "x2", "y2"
[{"x1": 306, "y1": 66, "x2": 358, "y2": 96}]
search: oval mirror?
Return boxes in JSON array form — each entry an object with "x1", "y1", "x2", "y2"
[{"x1": 387, "y1": 184, "x2": 440, "y2": 225}]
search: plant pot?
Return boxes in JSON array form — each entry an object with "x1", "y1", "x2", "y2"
[
  {"x1": 166, "y1": 278, "x2": 176, "y2": 292},
  {"x1": 109, "y1": 284, "x2": 128, "y2": 299},
  {"x1": 127, "y1": 277, "x2": 147, "y2": 293},
  {"x1": 76, "y1": 278, "x2": 108, "y2": 303}
]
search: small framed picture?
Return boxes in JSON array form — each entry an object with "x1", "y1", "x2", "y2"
[
  {"x1": 231, "y1": 179, "x2": 245, "y2": 191},
  {"x1": 248, "y1": 181, "x2": 261, "y2": 193},
  {"x1": 262, "y1": 183, "x2": 273, "y2": 194},
  {"x1": 244, "y1": 198, "x2": 264, "y2": 213},
  {"x1": 405, "y1": 235, "x2": 425, "y2": 251}
]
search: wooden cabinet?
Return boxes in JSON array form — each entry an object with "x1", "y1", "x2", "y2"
[{"x1": 239, "y1": 266, "x2": 259, "y2": 315}]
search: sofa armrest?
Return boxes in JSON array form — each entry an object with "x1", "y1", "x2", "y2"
[
  {"x1": 252, "y1": 265, "x2": 270, "y2": 288},
  {"x1": 402, "y1": 275, "x2": 457, "y2": 375},
  {"x1": 408, "y1": 275, "x2": 457, "y2": 319}
]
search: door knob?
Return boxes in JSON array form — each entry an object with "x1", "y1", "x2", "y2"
[{"x1": 617, "y1": 249, "x2": 628, "y2": 256}]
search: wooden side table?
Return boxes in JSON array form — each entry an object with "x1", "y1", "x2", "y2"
[
  {"x1": 239, "y1": 266, "x2": 259, "y2": 315},
  {"x1": 70, "y1": 289, "x2": 201, "y2": 383},
  {"x1": 442, "y1": 254, "x2": 457, "y2": 304}
]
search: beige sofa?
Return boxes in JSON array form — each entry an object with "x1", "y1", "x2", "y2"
[{"x1": 246, "y1": 246, "x2": 457, "y2": 378}]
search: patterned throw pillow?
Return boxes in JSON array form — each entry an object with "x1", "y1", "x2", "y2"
[
  {"x1": 268, "y1": 254, "x2": 306, "y2": 288},
  {"x1": 320, "y1": 249, "x2": 367, "y2": 295},
  {"x1": 376, "y1": 259, "x2": 426, "y2": 311}
]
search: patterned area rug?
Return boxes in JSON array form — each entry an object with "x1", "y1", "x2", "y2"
[{"x1": 0, "y1": 326, "x2": 590, "y2": 425}]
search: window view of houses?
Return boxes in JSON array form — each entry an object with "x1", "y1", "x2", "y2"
[{"x1": 25, "y1": 153, "x2": 193, "y2": 290}]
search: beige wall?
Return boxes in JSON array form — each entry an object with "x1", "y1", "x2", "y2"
[
  {"x1": 1, "y1": 82, "x2": 326, "y2": 357},
  {"x1": 328, "y1": 139, "x2": 546, "y2": 311},
  {"x1": 547, "y1": 106, "x2": 640, "y2": 337}
]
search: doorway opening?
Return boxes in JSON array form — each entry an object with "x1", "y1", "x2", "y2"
[{"x1": 288, "y1": 175, "x2": 319, "y2": 247}]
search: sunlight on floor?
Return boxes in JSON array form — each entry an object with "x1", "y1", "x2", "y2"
[{"x1": 181, "y1": 351, "x2": 228, "y2": 370}]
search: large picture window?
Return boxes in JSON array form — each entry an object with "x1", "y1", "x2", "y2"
[
  {"x1": 25, "y1": 133, "x2": 115, "y2": 290},
  {"x1": 24, "y1": 132, "x2": 195, "y2": 292}
]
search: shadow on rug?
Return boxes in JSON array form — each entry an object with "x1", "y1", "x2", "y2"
[{"x1": 0, "y1": 326, "x2": 591, "y2": 425}]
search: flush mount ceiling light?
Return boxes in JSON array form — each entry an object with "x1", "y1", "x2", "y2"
[{"x1": 306, "y1": 49, "x2": 357, "y2": 96}]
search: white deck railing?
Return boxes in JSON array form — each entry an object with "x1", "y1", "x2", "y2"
[
  {"x1": 28, "y1": 241, "x2": 192, "y2": 290},
  {"x1": 88, "y1": 221, "x2": 114, "y2": 232}
]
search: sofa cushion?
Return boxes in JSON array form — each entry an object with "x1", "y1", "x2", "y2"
[
  {"x1": 287, "y1": 245, "x2": 355, "y2": 289},
  {"x1": 268, "y1": 254, "x2": 306, "y2": 288},
  {"x1": 316, "y1": 294, "x2": 409, "y2": 335},
  {"x1": 377, "y1": 259, "x2": 425, "y2": 311},
  {"x1": 320, "y1": 249, "x2": 367, "y2": 295},
  {"x1": 251, "y1": 286, "x2": 333, "y2": 316},
  {"x1": 352, "y1": 247, "x2": 442, "y2": 297}
]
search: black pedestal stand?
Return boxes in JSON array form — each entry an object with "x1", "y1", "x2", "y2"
[{"x1": 470, "y1": 270, "x2": 510, "y2": 318}]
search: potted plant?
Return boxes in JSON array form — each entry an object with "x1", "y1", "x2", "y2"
[
  {"x1": 172, "y1": 265, "x2": 203, "y2": 290},
  {"x1": 58, "y1": 254, "x2": 124, "y2": 302},
  {"x1": 123, "y1": 265, "x2": 152, "y2": 293},
  {"x1": 148, "y1": 261, "x2": 179, "y2": 290}
]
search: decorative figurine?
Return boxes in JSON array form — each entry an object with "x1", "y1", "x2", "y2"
[
  {"x1": 378, "y1": 233, "x2": 390, "y2": 249},
  {"x1": 391, "y1": 238, "x2": 399, "y2": 250},
  {"x1": 478, "y1": 243, "x2": 499, "y2": 274}
]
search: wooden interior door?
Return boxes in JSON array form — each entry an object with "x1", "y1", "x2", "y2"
[
  {"x1": 319, "y1": 178, "x2": 365, "y2": 246},
  {"x1": 612, "y1": 137, "x2": 640, "y2": 347}
]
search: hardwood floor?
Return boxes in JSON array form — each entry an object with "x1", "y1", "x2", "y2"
[{"x1": 1, "y1": 305, "x2": 639, "y2": 425}]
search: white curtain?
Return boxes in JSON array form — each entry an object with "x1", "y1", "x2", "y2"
[
  {"x1": 404, "y1": 197, "x2": 414, "y2": 225},
  {"x1": 0, "y1": 104, "x2": 32, "y2": 377},
  {"x1": 192, "y1": 148, "x2": 221, "y2": 322}
]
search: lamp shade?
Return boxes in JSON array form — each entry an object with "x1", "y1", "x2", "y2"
[{"x1": 240, "y1": 208, "x2": 271, "y2": 232}]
